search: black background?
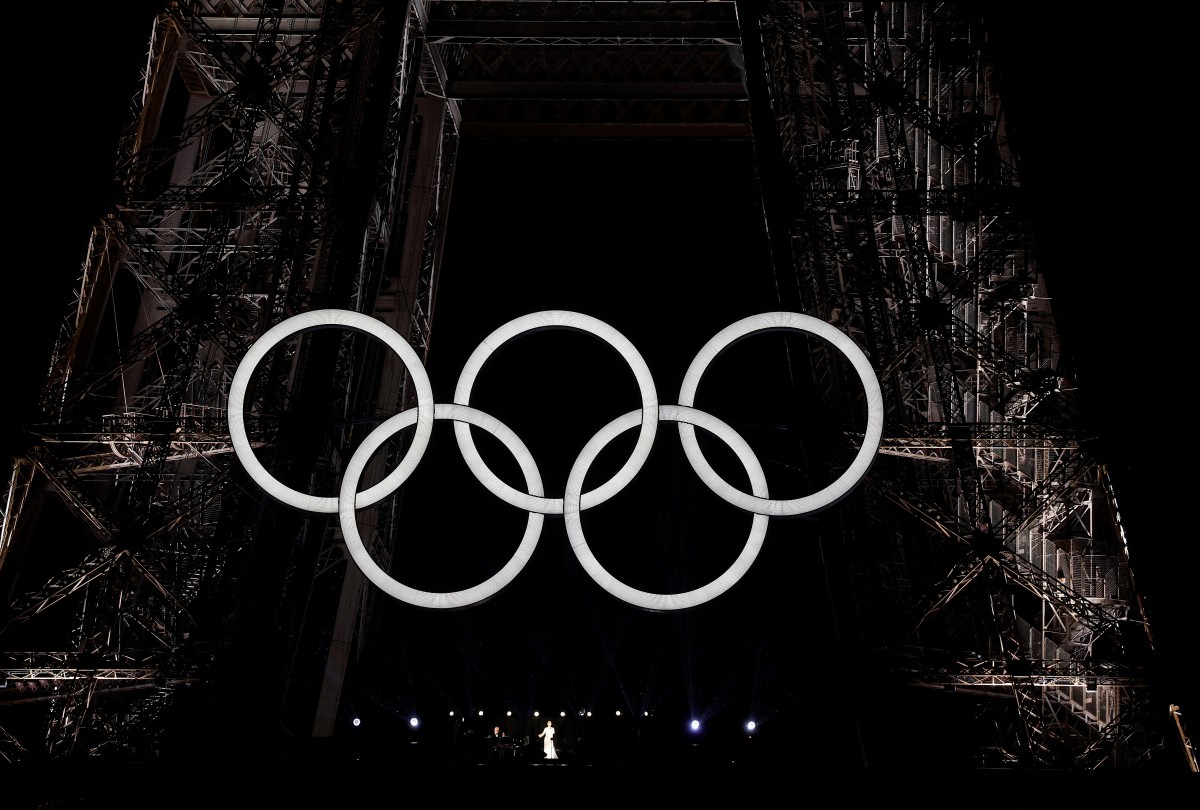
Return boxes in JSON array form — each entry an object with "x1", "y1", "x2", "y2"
[{"x1": 4, "y1": 1, "x2": 1194, "y2": 773}]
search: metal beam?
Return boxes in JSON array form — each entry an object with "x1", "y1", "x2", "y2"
[
  {"x1": 447, "y1": 80, "x2": 746, "y2": 99},
  {"x1": 427, "y1": 19, "x2": 741, "y2": 46}
]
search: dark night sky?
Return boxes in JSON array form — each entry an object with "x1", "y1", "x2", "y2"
[{"x1": 4, "y1": 2, "x2": 1194, "y2": 758}]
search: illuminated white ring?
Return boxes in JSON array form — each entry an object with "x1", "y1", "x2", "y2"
[
  {"x1": 677, "y1": 312, "x2": 883, "y2": 517},
  {"x1": 340, "y1": 403, "x2": 544, "y2": 609},
  {"x1": 452, "y1": 311, "x2": 659, "y2": 515},
  {"x1": 228, "y1": 309, "x2": 435, "y2": 514},
  {"x1": 563, "y1": 404, "x2": 769, "y2": 611}
]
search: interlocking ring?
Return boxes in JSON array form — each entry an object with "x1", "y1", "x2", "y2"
[
  {"x1": 678, "y1": 312, "x2": 884, "y2": 516},
  {"x1": 229, "y1": 310, "x2": 884, "y2": 611},
  {"x1": 340, "y1": 403, "x2": 545, "y2": 610},
  {"x1": 228, "y1": 309, "x2": 435, "y2": 514},
  {"x1": 564, "y1": 405, "x2": 770, "y2": 612},
  {"x1": 452, "y1": 311, "x2": 659, "y2": 514}
]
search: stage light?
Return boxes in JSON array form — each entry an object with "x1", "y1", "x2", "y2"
[
  {"x1": 449, "y1": 711, "x2": 455, "y2": 716},
  {"x1": 534, "y1": 711, "x2": 540, "y2": 717},
  {"x1": 560, "y1": 711, "x2": 566, "y2": 717},
  {"x1": 643, "y1": 711, "x2": 649, "y2": 717},
  {"x1": 586, "y1": 711, "x2": 592, "y2": 717},
  {"x1": 746, "y1": 721, "x2": 756, "y2": 732},
  {"x1": 352, "y1": 718, "x2": 361, "y2": 727},
  {"x1": 615, "y1": 710, "x2": 621, "y2": 716},
  {"x1": 507, "y1": 711, "x2": 512, "y2": 716},
  {"x1": 409, "y1": 717, "x2": 419, "y2": 728},
  {"x1": 690, "y1": 720, "x2": 700, "y2": 732},
  {"x1": 478, "y1": 710, "x2": 484, "y2": 716}
]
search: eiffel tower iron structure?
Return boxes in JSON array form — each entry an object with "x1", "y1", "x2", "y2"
[{"x1": 0, "y1": 1, "x2": 1175, "y2": 771}]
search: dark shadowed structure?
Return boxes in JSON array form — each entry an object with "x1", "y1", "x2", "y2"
[{"x1": 3, "y1": 3, "x2": 1195, "y2": 801}]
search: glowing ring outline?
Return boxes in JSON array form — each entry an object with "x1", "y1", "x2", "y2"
[
  {"x1": 452, "y1": 311, "x2": 659, "y2": 515},
  {"x1": 677, "y1": 312, "x2": 884, "y2": 517},
  {"x1": 227, "y1": 309, "x2": 435, "y2": 514},
  {"x1": 229, "y1": 309, "x2": 884, "y2": 611},
  {"x1": 340, "y1": 403, "x2": 544, "y2": 609},
  {"x1": 563, "y1": 404, "x2": 769, "y2": 611}
]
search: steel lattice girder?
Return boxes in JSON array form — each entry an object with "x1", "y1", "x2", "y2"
[{"x1": 746, "y1": 0, "x2": 1152, "y2": 765}]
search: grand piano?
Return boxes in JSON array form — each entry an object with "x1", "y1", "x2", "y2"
[{"x1": 487, "y1": 735, "x2": 523, "y2": 761}]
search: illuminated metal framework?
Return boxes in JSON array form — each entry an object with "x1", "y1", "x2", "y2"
[
  {"x1": 740, "y1": 1, "x2": 1155, "y2": 768},
  {"x1": 0, "y1": 1, "x2": 1164, "y2": 770},
  {"x1": 1, "y1": 0, "x2": 457, "y2": 760}
]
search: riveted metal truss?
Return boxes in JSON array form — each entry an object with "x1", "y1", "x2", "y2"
[
  {"x1": 0, "y1": 0, "x2": 1163, "y2": 773},
  {"x1": 415, "y1": 0, "x2": 751, "y2": 137},
  {"x1": 1, "y1": 0, "x2": 457, "y2": 762},
  {"x1": 741, "y1": 1, "x2": 1155, "y2": 767}
]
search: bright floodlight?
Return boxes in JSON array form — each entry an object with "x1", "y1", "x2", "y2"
[
  {"x1": 586, "y1": 711, "x2": 593, "y2": 717},
  {"x1": 560, "y1": 711, "x2": 566, "y2": 717},
  {"x1": 746, "y1": 721, "x2": 757, "y2": 731},
  {"x1": 409, "y1": 717, "x2": 419, "y2": 728},
  {"x1": 690, "y1": 720, "x2": 701, "y2": 731},
  {"x1": 534, "y1": 711, "x2": 540, "y2": 717},
  {"x1": 352, "y1": 718, "x2": 361, "y2": 727},
  {"x1": 615, "y1": 710, "x2": 621, "y2": 717},
  {"x1": 449, "y1": 711, "x2": 455, "y2": 717},
  {"x1": 478, "y1": 710, "x2": 484, "y2": 717},
  {"x1": 506, "y1": 711, "x2": 512, "y2": 717}
]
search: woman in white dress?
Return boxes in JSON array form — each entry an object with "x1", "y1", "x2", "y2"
[{"x1": 537, "y1": 720, "x2": 558, "y2": 759}]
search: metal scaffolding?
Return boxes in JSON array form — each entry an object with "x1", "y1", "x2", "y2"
[
  {"x1": 1, "y1": 0, "x2": 457, "y2": 761},
  {"x1": 0, "y1": 1, "x2": 1172, "y2": 771},
  {"x1": 741, "y1": 1, "x2": 1156, "y2": 768}
]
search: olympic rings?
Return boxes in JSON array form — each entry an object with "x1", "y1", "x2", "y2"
[
  {"x1": 452, "y1": 311, "x2": 659, "y2": 515},
  {"x1": 678, "y1": 312, "x2": 885, "y2": 516},
  {"x1": 228, "y1": 309, "x2": 435, "y2": 514},
  {"x1": 228, "y1": 309, "x2": 883, "y2": 611},
  {"x1": 564, "y1": 405, "x2": 769, "y2": 612},
  {"x1": 340, "y1": 404, "x2": 545, "y2": 610}
]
